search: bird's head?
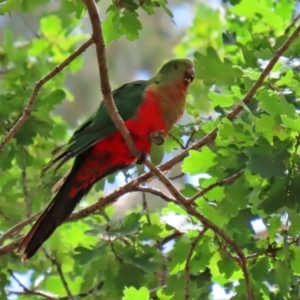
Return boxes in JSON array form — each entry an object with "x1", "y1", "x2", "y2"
[{"x1": 156, "y1": 58, "x2": 195, "y2": 86}]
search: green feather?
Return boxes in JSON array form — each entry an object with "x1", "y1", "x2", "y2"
[{"x1": 42, "y1": 80, "x2": 148, "y2": 174}]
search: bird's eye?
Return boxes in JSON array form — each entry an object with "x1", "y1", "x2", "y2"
[{"x1": 174, "y1": 64, "x2": 178, "y2": 69}]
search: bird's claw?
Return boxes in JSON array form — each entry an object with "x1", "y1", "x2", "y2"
[
  {"x1": 149, "y1": 130, "x2": 165, "y2": 146},
  {"x1": 136, "y1": 151, "x2": 147, "y2": 165},
  {"x1": 136, "y1": 131, "x2": 164, "y2": 165}
]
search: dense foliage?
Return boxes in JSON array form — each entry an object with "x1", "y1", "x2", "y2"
[{"x1": 1, "y1": 0, "x2": 300, "y2": 299}]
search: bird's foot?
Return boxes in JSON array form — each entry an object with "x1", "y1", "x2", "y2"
[
  {"x1": 136, "y1": 151, "x2": 147, "y2": 165},
  {"x1": 149, "y1": 130, "x2": 165, "y2": 146}
]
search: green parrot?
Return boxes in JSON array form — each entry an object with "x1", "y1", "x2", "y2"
[{"x1": 18, "y1": 58, "x2": 195, "y2": 260}]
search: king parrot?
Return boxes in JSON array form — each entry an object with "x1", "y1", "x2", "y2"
[{"x1": 18, "y1": 58, "x2": 195, "y2": 260}]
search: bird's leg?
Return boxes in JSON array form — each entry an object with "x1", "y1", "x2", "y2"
[
  {"x1": 149, "y1": 130, "x2": 165, "y2": 146},
  {"x1": 136, "y1": 131, "x2": 165, "y2": 165}
]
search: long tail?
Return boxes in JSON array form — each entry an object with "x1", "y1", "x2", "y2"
[{"x1": 18, "y1": 151, "x2": 94, "y2": 261}]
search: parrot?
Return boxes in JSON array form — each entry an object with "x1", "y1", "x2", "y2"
[{"x1": 18, "y1": 58, "x2": 195, "y2": 260}]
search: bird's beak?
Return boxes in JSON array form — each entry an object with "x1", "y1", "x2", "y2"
[{"x1": 184, "y1": 66, "x2": 195, "y2": 83}]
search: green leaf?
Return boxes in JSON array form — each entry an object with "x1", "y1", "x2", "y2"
[
  {"x1": 40, "y1": 15, "x2": 62, "y2": 37},
  {"x1": 123, "y1": 287, "x2": 150, "y2": 300},
  {"x1": 267, "y1": 215, "x2": 281, "y2": 242},
  {"x1": 182, "y1": 147, "x2": 217, "y2": 175},
  {"x1": 276, "y1": 69, "x2": 298, "y2": 87},
  {"x1": 274, "y1": 261, "x2": 291, "y2": 296},
  {"x1": 245, "y1": 137, "x2": 291, "y2": 179},
  {"x1": 220, "y1": 177, "x2": 249, "y2": 218},
  {"x1": 103, "y1": 9, "x2": 121, "y2": 45},
  {"x1": 256, "y1": 114, "x2": 289, "y2": 144},
  {"x1": 74, "y1": 244, "x2": 108, "y2": 264},
  {"x1": 208, "y1": 92, "x2": 236, "y2": 108},
  {"x1": 139, "y1": 223, "x2": 162, "y2": 240},
  {"x1": 80, "y1": 258, "x2": 102, "y2": 293},
  {"x1": 290, "y1": 245, "x2": 300, "y2": 274},
  {"x1": 257, "y1": 90, "x2": 295, "y2": 118},
  {"x1": 195, "y1": 198, "x2": 227, "y2": 226},
  {"x1": 63, "y1": 0, "x2": 86, "y2": 18},
  {"x1": 0, "y1": 0, "x2": 22, "y2": 14},
  {"x1": 217, "y1": 255, "x2": 238, "y2": 279},
  {"x1": 121, "y1": 11, "x2": 142, "y2": 40},
  {"x1": 169, "y1": 238, "x2": 191, "y2": 275},
  {"x1": 123, "y1": 251, "x2": 159, "y2": 273},
  {"x1": 194, "y1": 47, "x2": 243, "y2": 86},
  {"x1": 109, "y1": 212, "x2": 141, "y2": 236},
  {"x1": 281, "y1": 115, "x2": 300, "y2": 131},
  {"x1": 115, "y1": 263, "x2": 145, "y2": 293},
  {"x1": 43, "y1": 89, "x2": 66, "y2": 107}
]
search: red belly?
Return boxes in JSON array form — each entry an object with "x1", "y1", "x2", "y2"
[{"x1": 73, "y1": 96, "x2": 167, "y2": 192}]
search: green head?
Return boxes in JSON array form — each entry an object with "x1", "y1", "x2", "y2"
[{"x1": 155, "y1": 58, "x2": 195, "y2": 86}]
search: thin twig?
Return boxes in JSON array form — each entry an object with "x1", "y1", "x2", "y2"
[
  {"x1": 107, "y1": 234, "x2": 123, "y2": 264},
  {"x1": 188, "y1": 169, "x2": 245, "y2": 204},
  {"x1": 285, "y1": 12, "x2": 300, "y2": 34},
  {"x1": 0, "y1": 38, "x2": 93, "y2": 154},
  {"x1": 142, "y1": 188, "x2": 152, "y2": 225},
  {"x1": 149, "y1": 285, "x2": 167, "y2": 295},
  {"x1": 59, "y1": 281, "x2": 104, "y2": 299},
  {"x1": 6, "y1": 290, "x2": 55, "y2": 299},
  {"x1": 134, "y1": 186, "x2": 176, "y2": 204},
  {"x1": 0, "y1": 209, "x2": 17, "y2": 224},
  {"x1": 216, "y1": 236, "x2": 240, "y2": 263},
  {"x1": 160, "y1": 230, "x2": 183, "y2": 249},
  {"x1": 101, "y1": 212, "x2": 131, "y2": 247},
  {"x1": 168, "y1": 133, "x2": 185, "y2": 149},
  {"x1": 185, "y1": 128, "x2": 197, "y2": 148},
  {"x1": 184, "y1": 228, "x2": 208, "y2": 300},
  {"x1": 58, "y1": 281, "x2": 104, "y2": 300},
  {"x1": 21, "y1": 147, "x2": 31, "y2": 218},
  {"x1": 43, "y1": 250, "x2": 75, "y2": 300},
  {"x1": 7, "y1": 269, "x2": 53, "y2": 299},
  {"x1": 17, "y1": 13, "x2": 41, "y2": 38},
  {"x1": 168, "y1": 172, "x2": 185, "y2": 180}
]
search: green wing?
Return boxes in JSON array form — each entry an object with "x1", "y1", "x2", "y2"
[{"x1": 43, "y1": 80, "x2": 148, "y2": 174}]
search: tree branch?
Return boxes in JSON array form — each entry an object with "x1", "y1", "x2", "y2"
[
  {"x1": 0, "y1": 213, "x2": 39, "y2": 245},
  {"x1": 83, "y1": 0, "x2": 140, "y2": 159},
  {"x1": 83, "y1": 0, "x2": 188, "y2": 206},
  {"x1": 43, "y1": 250, "x2": 75, "y2": 300},
  {"x1": 185, "y1": 205, "x2": 254, "y2": 300},
  {"x1": 143, "y1": 159, "x2": 187, "y2": 204},
  {"x1": 0, "y1": 38, "x2": 93, "y2": 154},
  {"x1": 188, "y1": 169, "x2": 245, "y2": 204}
]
